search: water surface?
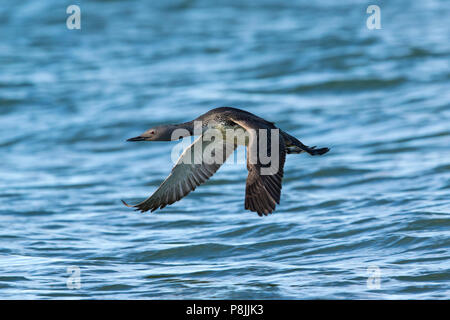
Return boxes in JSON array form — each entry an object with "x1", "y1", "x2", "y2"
[{"x1": 0, "y1": 0, "x2": 449, "y2": 299}]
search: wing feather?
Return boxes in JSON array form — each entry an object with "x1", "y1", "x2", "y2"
[
  {"x1": 123, "y1": 135, "x2": 237, "y2": 213},
  {"x1": 230, "y1": 118, "x2": 286, "y2": 216}
]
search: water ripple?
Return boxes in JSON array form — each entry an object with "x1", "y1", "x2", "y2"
[{"x1": 0, "y1": 0, "x2": 449, "y2": 299}]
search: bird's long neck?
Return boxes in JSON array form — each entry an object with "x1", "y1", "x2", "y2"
[
  {"x1": 176, "y1": 121, "x2": 195, "y2": 134},
  {"x1": 169, "y1": 121, "x2": 198, "y2": 140}
]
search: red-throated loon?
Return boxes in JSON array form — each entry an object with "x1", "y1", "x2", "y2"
[{"x1": 122, "y1": 107, "x2": 329, "y2": 216}]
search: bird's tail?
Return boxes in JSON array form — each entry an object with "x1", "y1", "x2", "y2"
[
  {"x1": 281, "y1": 130, "x2": 330, "y2": 156},
  {"x1": 305, "y1": 146, "x2": 330, "y2": 155},
  {"x1": 286, "y1": 145, "x2": 330, "y2": 155}
]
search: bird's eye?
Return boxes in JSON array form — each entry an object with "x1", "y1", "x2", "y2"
[{"x1": 150, "y1": 131, "x2": 155, "y2": 134}]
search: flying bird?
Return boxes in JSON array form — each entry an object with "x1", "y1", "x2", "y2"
[{"x1": 122, "y1": 107, "x2": 329, "y2": 216}]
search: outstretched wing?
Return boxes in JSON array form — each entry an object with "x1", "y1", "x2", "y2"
[
  {"x1": 123, "y1": 135, "x2": 237, "y2": 213},
  {"x1": 231, "y1": 118, "x2": 286, "y2": 216}
]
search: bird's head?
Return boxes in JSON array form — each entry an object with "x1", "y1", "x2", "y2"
[{"x1": 127, "y1": 124, "x2": 190, "y2": 142}]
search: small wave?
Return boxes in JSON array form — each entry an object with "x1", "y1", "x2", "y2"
[
  {"x1": 311, "y1": 166, "x2": 373, "y2": 177},
  {"x1": 128, "y1": 243, "x2": 248, "y2": 262}
]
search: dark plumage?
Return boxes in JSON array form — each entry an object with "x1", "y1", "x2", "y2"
[{"x1": 123, "y1": 107, "x2": 329, "y2": 216}]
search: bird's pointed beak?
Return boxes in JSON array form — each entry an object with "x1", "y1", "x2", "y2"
[{"x1": 127, "y1": 136, "x2": 146, "y2": 142}]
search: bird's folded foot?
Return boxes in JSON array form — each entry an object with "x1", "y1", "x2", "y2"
[
  {"x1": 306, "y1": 146, "x2": 330, "y2": 155},
  {"x1": 286, "y1": 145, "x2": 330, "y2": 155}
]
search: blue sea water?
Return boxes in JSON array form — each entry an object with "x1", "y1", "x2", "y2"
[{"x1": 0, "y1": 0, "x2": 449, "y2": 299}]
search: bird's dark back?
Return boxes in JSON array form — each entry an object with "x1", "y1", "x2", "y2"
[{"x1": 196, "y1": 107, "x2": 276, "y2": 128}]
